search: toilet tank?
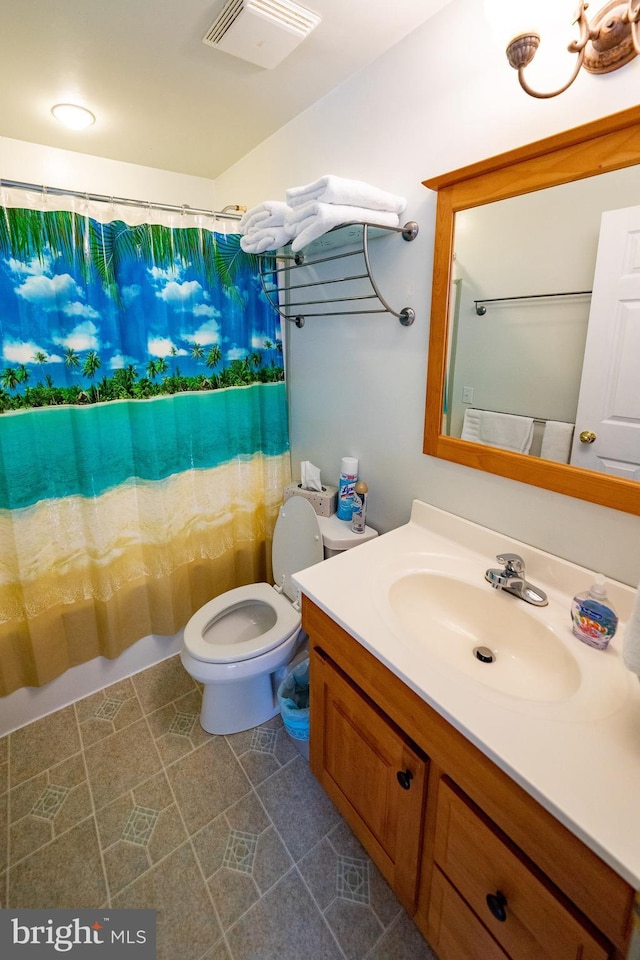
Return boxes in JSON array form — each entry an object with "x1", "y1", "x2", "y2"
[{"x1": 316, "y1": 513, "x2": 378, "y2": 559}]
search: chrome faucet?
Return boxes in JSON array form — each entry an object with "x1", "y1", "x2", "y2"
[{"x1": 485, "y1": 552, "x2": 548, "y2": 607}]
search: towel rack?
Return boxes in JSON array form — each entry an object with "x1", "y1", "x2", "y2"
[
  {"x1": 474, "y1": 290, "x2": 591, "y2": 316},
  {"x1": 258, "y1": 220, "x2": 418, "y2": 328}
]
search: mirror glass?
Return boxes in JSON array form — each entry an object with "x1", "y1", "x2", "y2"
[
  {"x1": 423, "y1": 107, "x2": 640, "y2": 515},
  {"x1": 446, "y1": 165, "x2": 640, "y2": 476}
]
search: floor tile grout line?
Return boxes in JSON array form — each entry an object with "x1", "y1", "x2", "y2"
[
  {"x1": 72, "y1": 700, "x2": 114, "y2": 910},
  {"x1": 292, "y1": 860, "x2": 351, "y2": 960},
  {"x1": 77, "y1": 679, "x2": 146, "y2": 749},
  {"x1": 94, "y1": 679, "x2": 216, "y2": 923},
  {"x1": 7, "y1": 757, "x2": 189, "y2": 874},
  {"x1": 235, "y1": 772, "x2": 352, "y2": 960},
  {"x1": 219, "y1": 860, "x2": 351, "y2": 960},
  {"x1": 362, "y1": 911, "x2": 411, "y2": 960},
  {"x1": 138, "y1": 695, "x2": 237, "y2": 960},
  {"x1": 230, "y1": 732, "x2": 377, "y2": 956},
  {"x1": 4, "y1": 662, "x2": 425, "y2": 958},
  {"x1": 324, "y1": 826, "x2": 405, "y2": 937},
  {"x1": 4, "y1": 736, "x2": 11, "y2": 907},
  {"x1": 5, "y1": 704, "x2": 110, "y2": 906}
]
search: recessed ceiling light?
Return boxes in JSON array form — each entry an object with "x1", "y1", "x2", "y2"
[{"x1": 51, "y1": 103, "x2": 96, "y2": 130}]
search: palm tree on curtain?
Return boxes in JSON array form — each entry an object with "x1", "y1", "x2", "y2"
[
  {"x1": 33, "y1": 350, "x2": 48, "y2": 380},
  {"x1": 190, "y1": 343, "x2": 204, "y2": 363},
  {"x1": 0, "y1": 367, "x2": 19, "y2": 392},
  {"x1": 80, "y1": 350, "x2": 101, "y2": 402},
  {"x1": 206, "y1": 345, "x2": 222, "y2": 372},
  {"x1": 83, "y1": 350, "x2": 101, "y2": 380},
  {"x1": 64, "y1": 347, "x2": 80, "y2": 372}
]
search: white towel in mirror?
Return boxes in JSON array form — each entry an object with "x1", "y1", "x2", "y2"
[
  {"x1": 540, "y1": 421, "x2": 575, "y2": 463},
  {"x1": 461, "y1": 409, "x2": 534, "y2": 454}
]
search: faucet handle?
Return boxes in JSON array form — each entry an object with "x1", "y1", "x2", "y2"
[{"x1": 495, "y1": 552, "x2": 525, "y2": 576}]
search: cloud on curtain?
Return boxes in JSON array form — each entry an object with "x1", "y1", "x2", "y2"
[{"x1": 0, "y1": 193, "x2": 290, "y2": 696}]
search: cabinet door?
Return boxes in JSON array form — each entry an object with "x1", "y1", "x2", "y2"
[
  {"x1": 433, "y1": 779, "x2": 610, "y2": 960},
  {"x1": 429, "y1": 866, "x2": 510, "y2": 960},
  {"x1": 310, "y1": 647, "x2": 428, "y2": 912}
]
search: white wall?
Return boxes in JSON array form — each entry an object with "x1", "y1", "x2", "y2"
[
  {"x1": 0, "y1": 135, "x2": 217, "y2": 210},
  {"x1": 215, "y1": 0, "x2": 640, "y2": 586}
]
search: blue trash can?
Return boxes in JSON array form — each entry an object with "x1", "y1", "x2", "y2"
[{"x1": 277, "y1": 658, "x2": 310, "y2": 757}]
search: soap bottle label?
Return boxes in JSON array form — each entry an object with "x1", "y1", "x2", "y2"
[{"x1": 571, "y1": 597, "x2": 618, "y2": 650}]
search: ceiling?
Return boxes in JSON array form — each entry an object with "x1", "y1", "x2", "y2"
[{"x1": 0, "y1": 0, "x2": 453, "y2": 180}]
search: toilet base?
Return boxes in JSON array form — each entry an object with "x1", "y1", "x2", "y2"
[{"x1": 199, "y1": 670, "x2": 280, "y2": 735}]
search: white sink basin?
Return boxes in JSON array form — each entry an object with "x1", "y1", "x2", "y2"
[
  {"x1": 372, "y1": 549, "x2": 629, "y2": 720},
  {"x1": 387, "y1": 572, "x2": 580, "y2": 703}
]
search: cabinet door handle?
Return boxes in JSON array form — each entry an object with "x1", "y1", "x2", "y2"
[
  {"x1": 396, "y1": 769, "x2": 413, "y2": 790},
  {"x1": 486, "y1": 890, "x2": 508, "y2": 922}
]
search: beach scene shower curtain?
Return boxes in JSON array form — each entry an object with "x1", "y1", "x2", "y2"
[{"x1": 0, "y1": 190, "x2": 289, "y2": 696}]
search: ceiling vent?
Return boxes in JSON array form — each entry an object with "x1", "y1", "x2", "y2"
[{"x1": 203, "y1": 0, "x2": 321, "y2": 69}]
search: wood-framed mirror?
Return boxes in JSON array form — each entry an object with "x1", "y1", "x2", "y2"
[{"x1": 423, "y1": 105, "x2": 640, "y2": 516}]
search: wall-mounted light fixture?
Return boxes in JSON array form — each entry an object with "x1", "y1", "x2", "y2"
[
  {"x1": 51, "y1": 103, "x2": 96, "y2": 130},
  {"x1": 484, "y1": 0, "x2": 640, "y2": 98}
]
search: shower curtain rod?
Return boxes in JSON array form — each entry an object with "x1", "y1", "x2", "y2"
[{"x1": 0, "y1": 178, "x2": 245, "y2": 221}]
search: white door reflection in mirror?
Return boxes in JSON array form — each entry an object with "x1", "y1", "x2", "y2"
[{"x1": 571, "y1": 205, "x2": 640, "y2": 479}]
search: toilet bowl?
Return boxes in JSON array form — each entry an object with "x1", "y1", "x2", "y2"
[{"x1": 181, "y1": 494, "x2": 377, "y2": 734}]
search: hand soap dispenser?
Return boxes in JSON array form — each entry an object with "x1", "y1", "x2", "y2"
[{"x1": 571, "y1": 574, "x2": 618, "y2": 650}]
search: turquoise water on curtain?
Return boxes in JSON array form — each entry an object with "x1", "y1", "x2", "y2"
[{"x1": 0, "y1": 383, "x2": 288, "y2": 510}]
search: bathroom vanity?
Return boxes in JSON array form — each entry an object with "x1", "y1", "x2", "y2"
[{"x1": 293, "y1": 502, "x2": 640, "y2": 960}]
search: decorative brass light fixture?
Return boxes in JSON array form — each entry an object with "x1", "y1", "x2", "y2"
[{"x1": 484, "y1": 1, "x2": 640, "y2": 98}]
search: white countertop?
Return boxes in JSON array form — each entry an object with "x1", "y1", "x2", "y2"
[{"x1": 294, "y1": 500, "x2": 640, "y2": 889}]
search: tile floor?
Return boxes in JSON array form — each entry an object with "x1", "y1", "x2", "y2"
[{"x1": 0, "y1": 655, "x2": 437, "y2": 960}]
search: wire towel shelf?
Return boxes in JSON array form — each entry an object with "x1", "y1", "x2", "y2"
[{"x1": 258, "y1": 220, "x2": 418, "y2": 327}]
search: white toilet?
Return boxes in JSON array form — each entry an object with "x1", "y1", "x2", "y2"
[{"x1": 181, "y1": 495, "x2": 378, "y2": 734}]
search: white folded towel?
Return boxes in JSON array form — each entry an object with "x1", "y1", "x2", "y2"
[
  {"x1": 461, "y1": 409, "x2": 534, "y2": 454},
  {"x1": 240, "y1": 224, "x2": 295, "y2": 253},
  {"x1": 286, "y1": 175, "x2": 406, "y2": 215},
  {"x1": 239, "y1": 201, "x2": 291, "y2": 233},
  {"x1": 540, "y1": 420, "x2": 574, "y2": 463},
  {"x1": 623, "y1": 582, "x2": 640, "y2": 676},
  {"x1": 288, "y1": 203, "x2": 400, "y2": 252}
]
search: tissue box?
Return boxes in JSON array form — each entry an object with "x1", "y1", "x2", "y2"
[{"x1": 284, "y1": 482, "x2": 338, "y2": 517}]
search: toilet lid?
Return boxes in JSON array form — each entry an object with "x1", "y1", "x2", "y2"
[{"x1": 272, "y1": 496, "x2": 324, "y2": 602}]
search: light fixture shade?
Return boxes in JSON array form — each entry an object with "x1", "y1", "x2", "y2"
[
  {"x1": 484, "y1": 0, "x2": 573, "y2": 50},
  {"x1": 51, "y1": 103, "x2": 96, "y2": 130}
]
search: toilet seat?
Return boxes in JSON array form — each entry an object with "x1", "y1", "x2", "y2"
[
  {"x1": 183, "y1": 582, "x2": 301, "y2": 664},
  {"x1": 183, "y1": 496, "x2": 324, "y2": 668}
]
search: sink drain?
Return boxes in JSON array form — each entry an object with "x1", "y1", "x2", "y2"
[{"x1": 473, "y1": 646, "x2": 496, "y2": 664}]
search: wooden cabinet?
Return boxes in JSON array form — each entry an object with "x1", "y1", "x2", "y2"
[
  {"x1": 304, "y1": 597, "x2": 634, "y2": 960},
  {"x1": 428, "y1": 868, "x2": 511, "y2": 960},
  {"x1": 311, "y1": 646, "x2": 428, "y2": 912},
  {"x1": 431, "y1": 779, "x2": 609, "y2": 960}
]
